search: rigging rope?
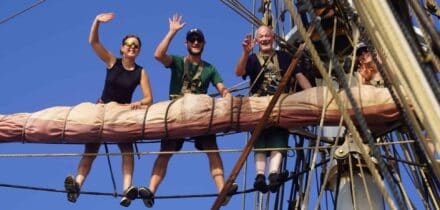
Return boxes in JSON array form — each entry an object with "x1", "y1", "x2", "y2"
[
  {"x1": 313, "y1": 13, "x2": 361, "y2": 209},
  {"x1": 0, "y1": 158, "x2": 329, "y2": 202},
  {"x1": 393, "y1": 1, "x2": 440, "y2": 103},
  {"x1": 0, "y1": 182, "x2": 248, "y2": 199},
  {"x1": 21, "y1": 111, "x2": 32, "y2": 144},
  {"x1": 0, "y1": 1, "x2": 436, "y2": 208},
  {"x1": 303, "y1": 13, "x2": 340, "y2": 210},
  {"x1": 208, "y1": 79, "x2": 249, "y2": 97},
  {"x1": 0, "y1": 140, "x2": 416, "y2": 158},
  {"x1": 61, "y1": 106, "x2": 75, "y2": 144},
  {"x1": 349, "y1": 0, "x2": 440, "y2": 182},
  {"x1": 396, "y1": 133, "x2": 430, "y2": 207},
  {"x1": 0, "y1": 0, "x2": 46, "y2": 25},
  {"x1": 3, "y1": 1, "x2": 436, "y2": 208},
  {"x1": 140, "y1": 105, "x2": 151, "y2": 140},
  {"x1": 220, "y1": 0, "x2": 299, "y2": 53},
  {"x1": 302, "y1": 1, "x2": 407, "y2": 209},
  {"x1": 397, "y1": 132, "x2": 440, "y2": 208},
  {"x1": 283, "y1": 1, "x2": 400, "y2": 209},
  {"x1": 104, "y1": 143, "x2": 118, "y2": 197}
]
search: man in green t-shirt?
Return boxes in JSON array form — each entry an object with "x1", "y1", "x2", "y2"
[{"x1": 137, "y1": 15, "x2": 236, "y2": 208}]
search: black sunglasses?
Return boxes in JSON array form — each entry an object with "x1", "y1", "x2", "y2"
[
  {"x1": 187, "y1": 36, "x2": 204, "y2": 43},
  {"x1": 356, "y1": 47, "x2": 369, "y2": 56}
]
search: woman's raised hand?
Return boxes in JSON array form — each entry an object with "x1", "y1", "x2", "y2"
[{"x1": 96, "y1": 13, "x2": 115, "y2": 23}]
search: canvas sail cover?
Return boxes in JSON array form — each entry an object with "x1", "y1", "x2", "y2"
[{"x1": 0, "y1": 86, "x2": 399, "y2": 144}]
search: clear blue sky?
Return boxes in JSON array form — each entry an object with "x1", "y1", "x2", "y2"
[{"x1": 1, "y1": 1, "x2": 439, "y2": 210}]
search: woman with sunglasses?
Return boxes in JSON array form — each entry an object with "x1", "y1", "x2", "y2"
[{"x1": 64, "y1": 12, "x2": 153, "y2": 207}]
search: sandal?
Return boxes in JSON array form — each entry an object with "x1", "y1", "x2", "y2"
[
  {"x1": 64, "y1": 175, "x2": 80, "y2": 203},
  {"x1": 120, "y1": 186, "x2": 138, "y2": 207},
  {"x1": 138, "y1": 187, "x2": 154, "y2": 208}
]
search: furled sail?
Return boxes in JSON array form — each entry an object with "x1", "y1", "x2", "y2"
[{"x1": 0, "y1": 85, "x2": 399, "y2": 144}]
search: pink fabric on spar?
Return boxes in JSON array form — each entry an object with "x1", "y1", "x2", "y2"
[{"x1": 0, "y1": 85, "x2": 400, "y2": 144}]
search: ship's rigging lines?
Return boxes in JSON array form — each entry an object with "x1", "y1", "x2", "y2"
[
  {"x1": 0, "y1": 0, "x2": 439, "y2": 210},
  {"x1": 0, "y1": 140, "x2": 417, "y2": 158},
  {"x1": 0, "y1": 138, "x2": 426, "y2": 200},
  {"x1": 0, "y1": 0, "x2": 46, "y2": 25},
  {"x1": 213, "y1": 0, "x2": 440, "y2": 209}
]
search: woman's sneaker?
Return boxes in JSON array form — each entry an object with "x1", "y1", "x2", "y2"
[{"x1": 64, "y1": 175, "x2": 80, "y2": 203}]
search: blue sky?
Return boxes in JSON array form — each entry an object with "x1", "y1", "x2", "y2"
[{"x1": 1, "y1": 1, "x2": 439, "y2": 210}]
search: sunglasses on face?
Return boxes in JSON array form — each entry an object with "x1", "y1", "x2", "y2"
[
  {"x1": 187, "y1": 36, "x2": 204, "y2": 43},
  {"x1": 124, "y1": 41, "x2": 139, "y2": 49},
  {"x1": 356, "y1": 47, "x2": 369, "y2": 56}
]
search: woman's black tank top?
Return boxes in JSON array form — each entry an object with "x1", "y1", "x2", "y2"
[{"x1": 100, "y1": 58, "x2": 142, "y2": 103}]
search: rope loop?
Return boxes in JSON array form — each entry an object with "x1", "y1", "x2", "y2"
[
  {"x1": 164, "y1": 99, "x2": 179, "y2": 140},
  {"x1": 206, "y1": 97, "x2": 215, "y2": 135},
  {"x1": 21, "y1": 113, "x2": 33, "y2": 144},
  {"x1": 61, "y1": 106, "x2": 75, "y2": 144},
  {"x1": 140, "y1": 105, "x2": 151, "y2": 140}
]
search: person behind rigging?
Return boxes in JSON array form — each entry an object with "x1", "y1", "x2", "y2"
[{"x1": 355, "y1": 43, "x2": 384, "y2": 87}]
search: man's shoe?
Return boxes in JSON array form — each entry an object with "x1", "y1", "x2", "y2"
[
  {"x1": 253, "y1": 174, "x2": 268, "y2": 193},
  {"x1": 120, "y1": 186, "x2": 138, "y2": 207},
  {"x1": 138, "y1": 187, "x2": 155, "y2": 208},
  {"x1": 268, "y1": 173, "x2": 281, "y2": 193}
]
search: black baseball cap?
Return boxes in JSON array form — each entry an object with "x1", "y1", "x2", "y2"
[{"x1": 186, "y1": 28, "x2": 205, "y2": 42}]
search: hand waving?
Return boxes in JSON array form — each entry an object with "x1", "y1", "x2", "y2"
[
  {"x1": 169, "y1": 14, "x2": 186, "y2": 33},
  {"x1": 242, "y1": 34, "x2": 255, "y2": 54},
  {"x1": 96, "y1": 13, "x2": 115, "y2": 23}
]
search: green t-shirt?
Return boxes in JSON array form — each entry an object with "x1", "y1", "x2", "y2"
[{"x1": 166, "y1": 55, "x2": 224, "y2": 97}]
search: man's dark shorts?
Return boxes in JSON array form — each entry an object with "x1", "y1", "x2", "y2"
[
  {"x1": 254, "y1": 127, "x2": 289, "y2": 155},
  {"x1": 160, "y1": 134, "x2": 219, "y2": 151}
]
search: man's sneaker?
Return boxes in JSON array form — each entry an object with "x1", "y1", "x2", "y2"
[
  {"x1": 221, "y1": 182, "x2": 238, "y2": 206},
  {"x1": 253, "y1": 174, "x2": 268, "y2": 193},
  {"x1": 64, "y1": 175, "x2": 80, "y2": 203},
  {"x1": 120, "y1": 186, "x2": 138, "y2": 207},
  {"x1": 138, "y1": 187, "x2": 155, "y2": 208}
]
